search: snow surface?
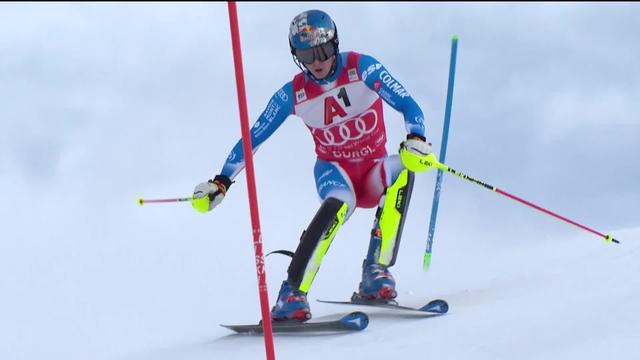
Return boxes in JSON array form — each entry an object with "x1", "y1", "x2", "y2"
[
  {"x1": 120, "y1": 227, "x2": 639, "y2": 360},
  {"x1": 1, "y1": 3, "x2": 639, "y2": 360}
]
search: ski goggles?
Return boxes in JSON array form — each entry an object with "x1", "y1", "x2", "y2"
[{"x1": 294, "y1": 42, "x2": 336, "y2": 64}]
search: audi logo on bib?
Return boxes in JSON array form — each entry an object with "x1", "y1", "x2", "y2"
[
  {"x1": 313, "y1": 109, "x2": 379, "y2": 146},
  {"x1": 311, "y1": 107, "x2": 387, "y2": 160}
]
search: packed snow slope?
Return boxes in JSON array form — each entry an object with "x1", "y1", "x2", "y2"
[{"x1": 122, "y1": 227, "x2": 639, "y2": 360}]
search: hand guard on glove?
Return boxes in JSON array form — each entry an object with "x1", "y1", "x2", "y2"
[
  {"x1": 192, "y1": 175, "x2": 233, "y2": 213},
  {"x1": 399, "y1": 134, "x2": 436, "y2": 172}
]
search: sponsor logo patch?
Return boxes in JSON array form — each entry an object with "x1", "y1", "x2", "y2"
[
  {"x1": 361, "y1": 63, "x2": 382, "y2": 82},
  {"x1": 348, "y1": 68, "x2": 359, "y2": 82},
  {"x1": 296, "y1": 89, "x2": 307, "y2": 102},
  {"x1": 379, "y1": 70, "x2": 409, "y2": 98}
]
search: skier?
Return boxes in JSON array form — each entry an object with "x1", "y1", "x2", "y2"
[{"x1": 192, "y1": 9, "x2": 434, "y2": 322}]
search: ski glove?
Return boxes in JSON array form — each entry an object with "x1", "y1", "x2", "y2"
[
  {"x1": 399, "y1": 134, "x2": 436, "y2": 172},
  {"x1": 192, "y1": 175, "x2": 233, "y2": 213}
]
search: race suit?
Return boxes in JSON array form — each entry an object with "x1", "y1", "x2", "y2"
[{"x1": 220, "y1": 51, "x2": 426, "y2": 217}]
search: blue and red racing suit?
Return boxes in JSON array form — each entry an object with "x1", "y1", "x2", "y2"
[{"x1": 220, "y1": 51, "x2": 426, "y2": 216}]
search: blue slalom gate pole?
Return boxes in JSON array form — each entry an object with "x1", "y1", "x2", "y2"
[{"x1": 424, "y1": 35, "x2": 459, "y2": 271}]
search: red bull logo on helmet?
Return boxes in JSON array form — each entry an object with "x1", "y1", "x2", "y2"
[
  {"x1": 291, "y1": 12, "x2": 335, "y2": 48},
  {"x1": 298, "y1": 26, "x2": 334, "y2": 47}
]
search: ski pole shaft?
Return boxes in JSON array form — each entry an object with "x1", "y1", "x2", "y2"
[
  {"x1": 138, "y1": 197, "x2": 192, "y2": 206},
  {"x1": 425, "y1": 34, "x2": 459, "y2": 271},
  {"x1": 425, "y1": 157, "x2": 620, "y2": 244}
]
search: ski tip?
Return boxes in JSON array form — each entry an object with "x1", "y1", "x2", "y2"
[
  {"x1": 137, "y1": 197, "x2": 144, "y2": 206},
  {"x1": 339, "y1": 311, "x2": 369, "y2": 331},
  {"x1": 452, "y1": 34, "x2": 459, "y2": 41},
  {"x1": 220, "y1": 324, "x2": 260, "y2": 334},
  {"x1": 420, "y1": 299, "x2": 449, "y2": 314}
]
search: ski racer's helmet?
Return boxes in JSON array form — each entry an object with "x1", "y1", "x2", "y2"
[{"x1": 288, "y1": 10, "x2": 339, "y2": 67}]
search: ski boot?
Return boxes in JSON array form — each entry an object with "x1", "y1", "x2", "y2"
[
  {"x1": 353, "y1": 260, "x2": 398, "y2": 302},
  {"x1": 271, "y1": 280, "x2": 312, "y2": 322}
]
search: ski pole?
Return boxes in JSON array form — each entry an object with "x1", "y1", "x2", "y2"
[
  {"x1": 425, "y1": 34, "x2": 459, "y2": 272},
  {"x1": 137, "y1": 197, "x2": 192, "y2": 206},
  {"x1": 422, "y1": 155, "x2": 620, "y2": 244}
]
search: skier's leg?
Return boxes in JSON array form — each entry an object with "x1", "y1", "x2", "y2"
[
  {"x1": 287, "y1": 197, "x2": 349, "y2": 292},
  {"x1": 369, "y1": 156, "x2": 414, "y2": 267},
  {"x1": 357, "y1": 155, "x2": 415, "y2": 300},
  {"x1": 272, "y1": 160, "x2": 355, "y2": 321}
]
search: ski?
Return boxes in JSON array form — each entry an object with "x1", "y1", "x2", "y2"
[
  {"x1": 221, "y1": 311, "x2": 369, "y2": 334},
  {"x1": 318, "y1": 296, "x2": 449, "y2": 315}
]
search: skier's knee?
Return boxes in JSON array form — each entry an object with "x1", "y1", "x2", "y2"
[{"x1": 323, "y1": 190, "x2": 356, "y2": 219}]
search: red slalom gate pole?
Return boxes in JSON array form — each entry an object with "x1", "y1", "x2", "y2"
[{"x1": 227, "y1": 2, "x2": 275, "y2": 358}]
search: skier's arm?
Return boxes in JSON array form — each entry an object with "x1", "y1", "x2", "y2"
[
  {"x1": 192, "y1": 83, "x2": 293, "y2": 213},
  {"x1": 358, "y1": 54, "x2": 426, "y2": 139},
  {"x1": 220, "y1": 82, "x2": 294, "y2": 180}
]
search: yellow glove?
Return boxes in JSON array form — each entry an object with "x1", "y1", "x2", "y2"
[
  {"x1": 192, "y1": 175, "x2": 232, "y2": 213},
  {"x1": 399, "y1": 134, "x2": 436, "y2": 172}
]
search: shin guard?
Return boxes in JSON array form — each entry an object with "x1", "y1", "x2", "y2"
[
  {"x1": 369, "y1": 169, "x2": 415, "y2": 267},
  {"x1": 287, "y1": 197, "x2": 348, "y2": 293}
]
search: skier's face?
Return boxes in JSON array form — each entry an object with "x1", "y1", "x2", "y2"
[{"x1": 304, "y1": 55, "x2": 335, "y2": 80}]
